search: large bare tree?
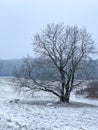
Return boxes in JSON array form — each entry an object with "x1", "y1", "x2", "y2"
[{"x1": 15, "y1": 24, "x2": 95, "y2": 103}]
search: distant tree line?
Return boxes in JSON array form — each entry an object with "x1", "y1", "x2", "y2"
[
  {"x1": 0, "y1": 59, "x2": 23, "y2": 76},
  {"x1": 0, "y1": 59, "x2": 98, "y2": 80}
]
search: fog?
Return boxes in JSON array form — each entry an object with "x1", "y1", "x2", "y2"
[{"x1": 0, "y1": 0, "x2": 98, "y2": 59}]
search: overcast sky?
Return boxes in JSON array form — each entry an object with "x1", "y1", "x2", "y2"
[{"x1": 0, "y1": 0, "x2": 98, "y2": 59}]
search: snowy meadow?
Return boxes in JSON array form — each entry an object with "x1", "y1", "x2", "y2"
[{"x1": 0, "y1": 77, "x2": 98, "y2": 130}]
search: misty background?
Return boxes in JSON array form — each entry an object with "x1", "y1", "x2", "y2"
[
  {"x1": 0, "y1": 0, "x2": 98, "y2": 59},
  {"x1": 0, "y1": 0, "x2": 98, "y2": 77}
]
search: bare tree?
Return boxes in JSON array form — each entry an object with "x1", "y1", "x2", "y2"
[{"x1": 15, "y1": 23, "x2": 95, "y2": 103}]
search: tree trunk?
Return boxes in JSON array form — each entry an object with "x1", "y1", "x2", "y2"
[
  {"x1": 65, "y1": 90, "x2": 70, "y2": 103},
  {"x1": 60, "y1": 95, "x2": 66, "y2": 102},
  {"x1": 60, "y1": 91, "x2": 70, "y2": 103}
]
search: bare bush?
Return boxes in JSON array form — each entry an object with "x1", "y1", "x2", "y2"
[{"x1": 76, "y1": 81, "x2": 98, "y2": 98}]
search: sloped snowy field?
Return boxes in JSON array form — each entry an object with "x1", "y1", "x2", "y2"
[{"x1": 0, "y1": 77, "x2": 98, "y2": 130}]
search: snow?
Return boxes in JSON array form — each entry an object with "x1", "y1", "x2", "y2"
[{"x1": 0, "y1": 77, "x2": 98, "y2": 130}]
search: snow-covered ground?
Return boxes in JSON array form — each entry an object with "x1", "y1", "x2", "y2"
[{"x1": 0, "y1": 77, "x2": 98, "y2": 130}]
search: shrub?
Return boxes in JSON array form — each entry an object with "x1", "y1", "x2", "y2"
[{"x1": 76, "y1": 81, "x2": 98, "y2": 98}]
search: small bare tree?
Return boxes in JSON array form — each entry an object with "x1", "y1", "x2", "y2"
[{"x1": 15, "y1": 24, "x2": 95, "y2": 103}]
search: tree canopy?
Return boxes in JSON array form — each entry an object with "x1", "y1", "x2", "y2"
[{"x1": 15, "y1": 23, "x2": 95, "y2": 103}]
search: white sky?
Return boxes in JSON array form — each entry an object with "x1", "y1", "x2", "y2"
[{"x1": 0, "y1": 0, "x2": 98, "y2": 59}]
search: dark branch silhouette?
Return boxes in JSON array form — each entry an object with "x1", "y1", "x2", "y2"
[{"x1": 14, "y1": 23, "x2": 95, "y2": 103}]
